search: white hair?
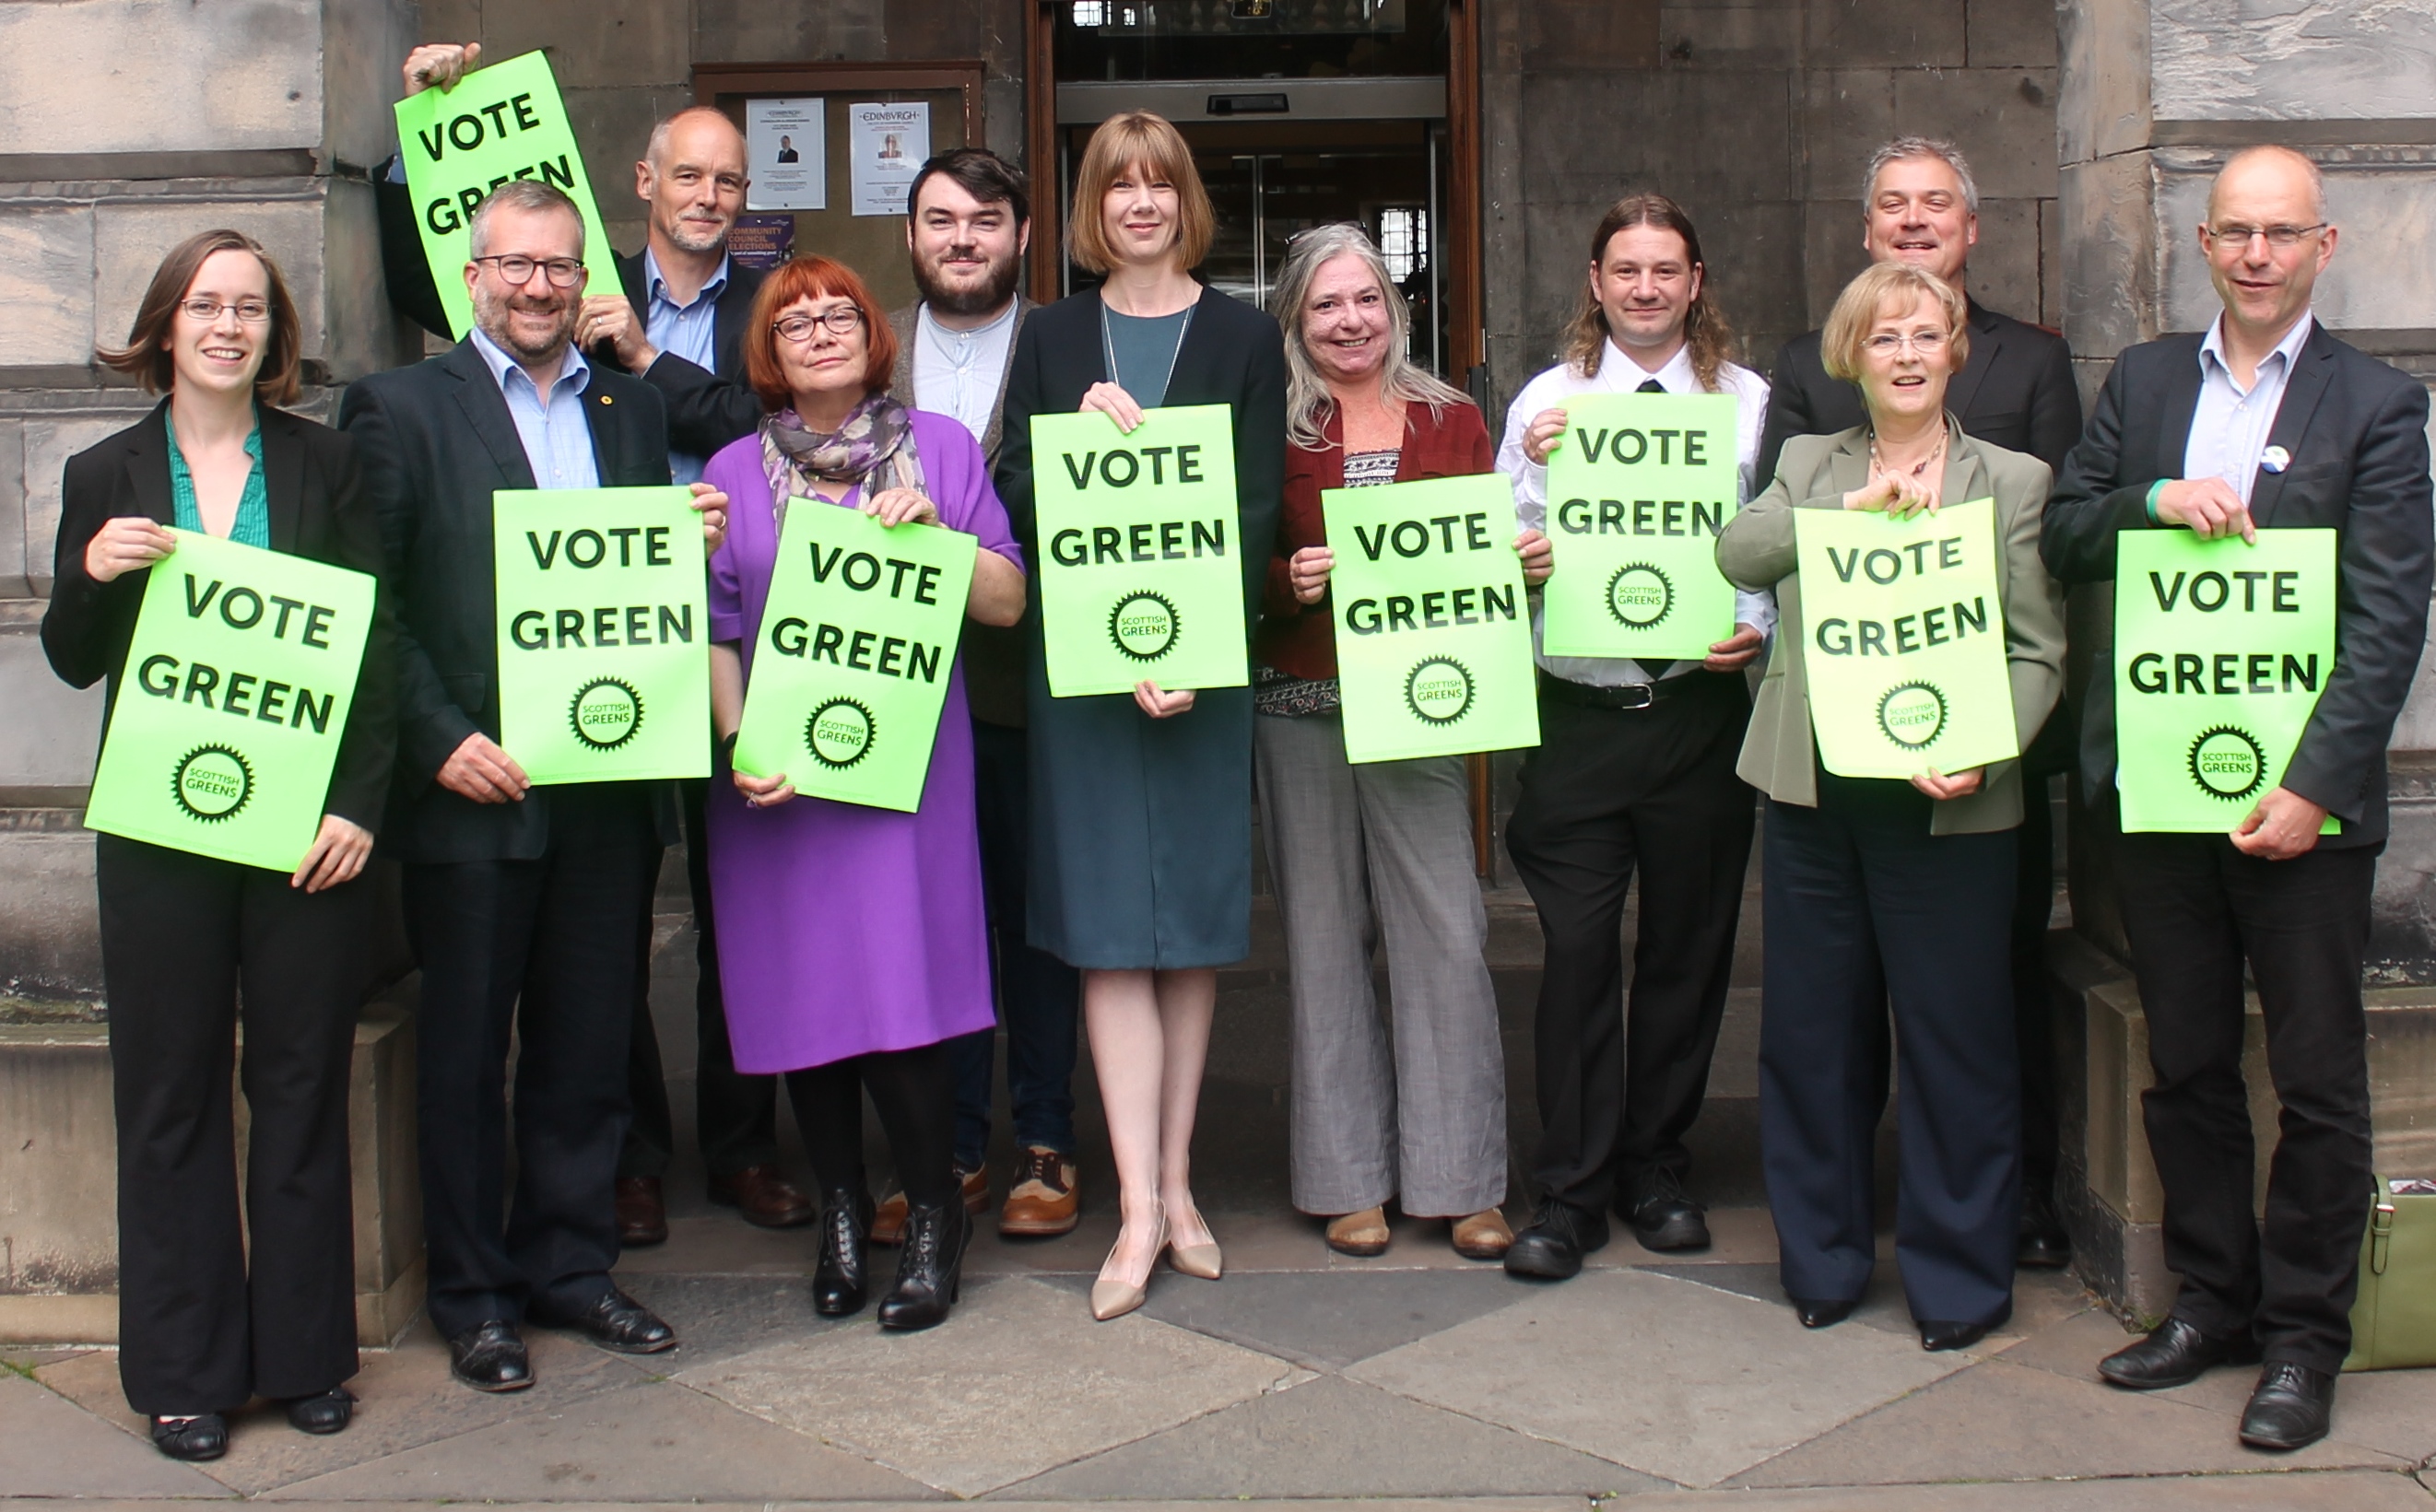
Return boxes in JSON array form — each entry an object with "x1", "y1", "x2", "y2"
[{"x1": 1271, "y1": 223, "x2": 1470, "y2": 451}]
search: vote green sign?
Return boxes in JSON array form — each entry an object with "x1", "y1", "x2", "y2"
[
  {"x1": 393, "y1": 50, "x2": 621, "y2": 339},
  {"x1": 2114, "y1": 529, "x2": 2337, "y2": 832},
  {"x1": 1541, "y1": 391, "x2": 1743, "y2": 660},
  {"x1": 1794, "y1": 498, "x2": 2018, "y2": 779},
  {"x1": 1030, "y1": 404, "x2": 1248, "y2": 697},
  {"x1": 494, "y1": 487, "x2": 710, "y2": 783},
  {"x1": 85, "y1": 531, "x2": 375, "y2": 872},
  {"x1": 1324, "y1": 475, "x2": 1540, "y2": 764},
  {"x1": 735, "y1": 501, "x2": 978, "y2": 812}
]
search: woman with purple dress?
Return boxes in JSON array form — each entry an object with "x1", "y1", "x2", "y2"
[{"x1": 701, "y1": 255, "x2": 1027, "y2": 1331}]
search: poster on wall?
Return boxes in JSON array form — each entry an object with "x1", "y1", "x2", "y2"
[
  {"x1": 850, "y1": 101, "x2": 929, "y2": 216},
  {"x1": 747, "y1": 98, "x2": 825, "y2": 211}
]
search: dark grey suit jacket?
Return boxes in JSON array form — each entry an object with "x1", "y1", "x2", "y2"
[
  {"x1": 2040, "y1": 322, "x2": 2434, "y2": 848},
  {"x1": 610, "y1": 249, "x2": 767, "y2": 461},
  {"x1": 337, "y1": 341, "x2": 681, "y2": 862}
]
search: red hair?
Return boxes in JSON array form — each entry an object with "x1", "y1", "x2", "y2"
[{"x1": 744, "y1": 255, "x2": 899, "y2": 410}]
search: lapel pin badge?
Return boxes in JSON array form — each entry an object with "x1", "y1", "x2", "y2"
[
  {"x1": 2261, "y1": 445, "x2": 2289, "y2": 474},
  {"x1": 600, "y1": 393, "x2": 614, "y2": 404}
]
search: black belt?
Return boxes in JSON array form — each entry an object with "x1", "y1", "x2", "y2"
[{"x1": 1537, "y1": 668, "x2": 1715, "y2": 710}]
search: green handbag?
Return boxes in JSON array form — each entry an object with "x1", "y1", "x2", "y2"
[{"x1": 2344, "y1": 1176, "x2": 2436, "y2": 1371}]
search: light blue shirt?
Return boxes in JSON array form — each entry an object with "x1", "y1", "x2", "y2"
[
  {"x1": 644, "y1": 248, "x2": 730, "y2": 486},
  {"x1": 470, "y1": 327, "x2": 599, "y2": 491},
  {"x1": 2183, "y1": 307, "x2": 2315, "y2": 507}
]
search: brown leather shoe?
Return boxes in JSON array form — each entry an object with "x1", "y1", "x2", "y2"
[
  {"x1": 873, "y1": 1165, "x2": 987, "y2": 1246},
  {"x1": 999, "y1": 1146, "x2": 1081, "y2": 1237},
  {"x1": 1451, "y1": 1207, "x2": 1513, "y2": 1260},
  {"x1": 615, "y1": 1176, "x2": 668, "y2": 1248},
  {"x1": 707, "y1": 1164, "x2": 816, "y2": 1228},
  {"x1": 1325, "y1": 1206, "x2": 1392, "y2": 1257}
]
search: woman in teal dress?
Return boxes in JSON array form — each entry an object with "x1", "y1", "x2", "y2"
[{"x1": 994, "y1": 111, "x2": 1287, "y2": 1319}]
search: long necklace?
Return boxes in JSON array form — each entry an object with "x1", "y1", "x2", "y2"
[{"x1": 1100, "y1": 294, "x2": 1196, "y2": 402}]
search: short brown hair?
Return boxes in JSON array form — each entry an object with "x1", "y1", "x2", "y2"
[
  {"x1": 1560, "y1": 194, "x2": 1736, "y2": 393},
  {"x1": 1065, "y1": 111, "x2": 1213, "y2": 275},
  {"x1": 1819, "y1": 262, "x2": 1971, "y2": 382},
  {"x1": 743, "y1": 255, "x2": 900, "y2": 410},
  {"x1": 97, "y1": 229, "x2": 302, "y2": 405}
]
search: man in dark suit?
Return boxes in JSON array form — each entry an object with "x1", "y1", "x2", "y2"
[
  {"x1": 380, "y1": 44, "x2": 802, "y2": 1245},
  {"x1": 2042, "y1": 145, "x2": 2432, "y2": 1452},
  {"x1": 341, "y1": 179, "x2": 729, "y2": 1392},
  {"x1": 1759, "y1": 136, "x2": 2087, "y2": 1269}
]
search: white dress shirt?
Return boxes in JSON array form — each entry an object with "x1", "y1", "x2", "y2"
[
  {"x1": 912, "y1": 299, "x2": 1020, "y2": 445},
  {"x1": 2184, "y1": 307, "x2": 2316, "y2": 505},
  {"x1": 1497, "y1": 338, "x2": 1777, "y2": 686}
]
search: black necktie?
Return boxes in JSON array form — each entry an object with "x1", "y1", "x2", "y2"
[
  {"x1": 1635, "y1": 378, "x2": 1677, "y2": 674},
  {"x1": 1638, "y1": 378, "x2": 1665, "y2": 393}
]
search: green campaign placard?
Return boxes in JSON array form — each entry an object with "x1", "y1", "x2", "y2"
[
  {"x1": 1794, "y1": 498, "x2": 2019, "y2": 779},
  {"x1": 1540, "y1": 391, "x2": 1744, "y2": 660},
  {"x1": 1030, "y1": 404, "x2": 1248, "y2": 697},
  {"x1": 393, "y1": 50, "x2": 622, "y2": 340},
  {"x1": 494, "y1": 487, "x2": 710, "y2": 784},
  {"x1": 85, "y1": 531, "x2": 375, "y2": 872},
  {"x1": 734, "y1": 501, "x2": 978, "y2": 813},
  {"x1": 2114, "y1": 529, "x2": 2337, "y2": 833},
  {"x1": 1324, "y1": 475, "x2": 1541, "y2": 764}
]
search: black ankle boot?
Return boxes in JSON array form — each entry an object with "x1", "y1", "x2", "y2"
[
  {"x1": 877, "y1": 1196, "x2": 969, "y2": 1331},
  {"x1": 814, "y1": 1189, "x2": 873, "y2": 1318}
]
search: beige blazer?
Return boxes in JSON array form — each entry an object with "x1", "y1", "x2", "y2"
[{"x1": 1716, "y1": 420, "x2": 2065, "y2": 835}]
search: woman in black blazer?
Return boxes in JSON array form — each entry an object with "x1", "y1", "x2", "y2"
[
  {"x1": 994, "y1": 111, "x2": 1287, "y2": 1320},
  {"x1": 42, "y1": 230, "x2": 395, "y2": 1460}
]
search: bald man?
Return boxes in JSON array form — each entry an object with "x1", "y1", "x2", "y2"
[{"x1": 2043, "y1": 145, "x2": 2432, "y2": 1453}]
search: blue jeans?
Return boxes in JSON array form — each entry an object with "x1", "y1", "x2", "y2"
[{"x1": 951, "y1": 719, "x2": 1081, "y2": 1168}]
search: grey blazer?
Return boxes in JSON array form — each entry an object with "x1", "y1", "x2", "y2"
[
  {"x1": 1716, "y1": 420, "x2": 2066, "y2": 835},
  {"x1": 886, "y1": 298, "x2": 1037, "y2": 465}
]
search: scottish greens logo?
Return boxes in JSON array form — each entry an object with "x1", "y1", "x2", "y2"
[
  {"x1": 1877, "y1": 681, "x2": 1948, "y2": 749},
  {"x1": 1605, "y1": 562, "x2": 1674, "y2": 628},
  {"x1": 1404, "y1": 656, "x2": 1476, "y2": 725},
  {"x1": 806, "y1": 697, "x2": 877, "y2": 769},
  {"x1": 172, "y1": 744, "x2": 253, "y2": 822},
  {"x1": 569, "y1": 677, "x2": 643, "y2": 750},
  {"x1": 1108, "y1": 590, "x2": 1181, "y2": 662},
  {"x1": 2187, "y1": 725, "x2": 2266, "y2": 801}
]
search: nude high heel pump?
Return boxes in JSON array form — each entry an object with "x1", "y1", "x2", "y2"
[
  {"x1": 1089, "y1": 1204, "x2": 1168, "y2": 1321},
  {"x1": 1169, "y1": 1207, "x2": 1222, "y2": 1280}
]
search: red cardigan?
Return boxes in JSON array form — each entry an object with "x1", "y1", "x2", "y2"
[{"x1": 1254, "y1": 398, "x2": 1499, "y2": 681}]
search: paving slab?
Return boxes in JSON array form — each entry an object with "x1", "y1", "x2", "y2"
[
  {"x1": 1614, "y1": 1470, "x2": 2436, "y2": 1508},
  {"x1": 617, "y1": 1272, "x2": 842, "y2": 1370},
  {"x1": 989, "y1": 1373, "x2": 1666, "y2": 1500},
  {"x1": 30, "y1": 1321, "x2": 652, "y2": 1495},
  {"x1": 1724, "y1": 1357, "x2": 2404, "y2": 1487},
  {"x1": 1645, "y1": 1261, "x2": 2093, "y2": 1347},
  {"x1": 1047, "y1": 1265, "x2": 1522, "y2": 1369},
  {"x1": 261, "y1": 1377, "x2": 938, "y2": 1502},
  {"x1": 1347, "y1": 1267, "x2": 1967, "y2": 1488},
  {"x1": 0, "y1": 1368, "x2": 233, "y2": 1498},
  {"x1": 677, "y1": 1276, "x2": 1304, "y2": 1496}
]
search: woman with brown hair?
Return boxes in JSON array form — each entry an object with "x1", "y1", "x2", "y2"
[
  {"x1": 994, "y1": 111, "x2": 1287, "y2": 1319},
  {"x1": 701, "y1": 254, "x2": 1026, "y2": 1331},
  {"x1": 42, "y1": 229, "x2": 396, "y2": 1458}
]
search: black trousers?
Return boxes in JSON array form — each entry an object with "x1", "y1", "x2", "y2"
[
  {"x1": 403, "y1": 784, "x2": 660, "y2": 1340},
  {"x1": 97, "y1": 835, "x2": 371, "y2": 1415},
  {"x1": 1505, "y1": 673, "x2": 1756, "y2": 1213},
  {"x1": 1759, "y1": 779, "x2": 2019, "y2": 1325},
  {"x1": 621, "y1": 779, "x2": 779, "y2": 1181},
  {"x1": 2108, "y1": 803, "x2": 2377, "y2": 1374}
]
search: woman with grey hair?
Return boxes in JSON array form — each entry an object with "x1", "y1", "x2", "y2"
[{"x1": 1254, "y1": 223, "x2": 1549, "y2": 1260}]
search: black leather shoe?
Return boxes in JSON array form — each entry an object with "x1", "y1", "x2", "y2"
[
  {"x1": 546, "y1": 1289, "x2": 677, "y2": 1354},
  {"x1": 2239, "y1": 1362, "x2": 2335, "y2": 1452},
  {"x1": 1791, "y1": 1295, "x2": 1855, "y2": 1330},
  {"x1": 1502, "y1": 1200, "x2": 1608, "y2": 1281},
  {"x1": 2017, "y1": 1191, "x2": 2072, "y2": 1270},
  {"x1": 1623, "y1": 1171, "x2": 1712, "y2": 1253},
  {"x1": 150, "y1": 1413, "x2": 229, "y2": 1461},
  {"x1": 877, "y1": 1196, "x2": 970, "y2": 1331},
  {"x1": 448, "y1": 1320, "x2": 533, "y2": 1392},
  {"x1": 2097, "y1": 1317, "x2": 2261, "y2": 1390},
  {"x1": 283, "y1": 1387, "x2": 356, "y2": 1434},
  {"x1": 815, "y1": 1187, "x2": 875, "y2": 1318},
  {"x1": 1919, "y1": 1302, "x2": 2010, "y2": 1353}
]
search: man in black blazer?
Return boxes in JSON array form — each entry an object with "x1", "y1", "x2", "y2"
[
  {"x1": 2042, "y1": 146, "x2": 2432, "y2": 1452},
  {"x1": 1759, "y1": 136, "x2": 2088, "y2": 1270},
  {"x1": 341, "y1": 180, "x2": 729, "y2": 1392}
]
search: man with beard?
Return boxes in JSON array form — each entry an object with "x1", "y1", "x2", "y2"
[
  {"x1": 341, "y1": 179, "x2": 729, "y2": 1392},
  {"x1": 381, "y1": 45, "x2": 806, "y2": 1248},
  {"x1": 864, "y1": 149, "x2": 1079, "y2": 1244}
]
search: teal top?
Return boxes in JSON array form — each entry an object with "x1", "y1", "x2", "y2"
[
  {"x1": 1100, "y1": 305, "x2": 1194, "y2": 409},
  {"x1": 163, "y1": 407, "x2": 271, "y2": 548}
]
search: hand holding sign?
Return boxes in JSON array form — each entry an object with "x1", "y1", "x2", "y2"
[
  {"x1": 85, "y1": 516, "x2": 177, "y2": 583},
  {"x1": 403, "y1": 42, "x2": 480, "y2": 96},
  {"x1": 1843, "y1": 471, "x2": 1940, "y2": 519},
  {"x1": 2154, "y1": 477, "x2": 2256, "y2": 544}
]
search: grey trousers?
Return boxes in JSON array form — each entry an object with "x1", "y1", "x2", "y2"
[{"x1": 1254, "y1": 709, "x2": 1507, "y2": 1217}]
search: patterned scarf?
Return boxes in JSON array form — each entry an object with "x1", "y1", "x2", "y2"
[{"x1": 759, "y1": 393, "x2": 927, "y2": 530}]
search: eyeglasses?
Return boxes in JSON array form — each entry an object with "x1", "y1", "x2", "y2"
[
  {"x1": 1862, "y1": 330, "x2": 1948, "y2": 357},
  {"x1": 2203, "y1": 222, "x2": 2327, "y2": 250},
  {"x1": 772, "y1": 307, "x2": 867, "y2": 342},
  {"x1": 474, "y1": 254, "x2": 585, "y2": 287},
  {"x1": 180, "y1": 298, "x2": 271, "y2": 324}
]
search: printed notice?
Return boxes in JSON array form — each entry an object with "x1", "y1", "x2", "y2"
[
  {"x1": 746, "y1": 97, "x2": 826, "y2": 211},
  {"x1": 850, "y1": 101, "x2": 929, "y2": 216}
]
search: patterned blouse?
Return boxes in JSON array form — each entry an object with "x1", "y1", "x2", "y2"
[{"x1": 1253, "y1": 447, "x2": 1400, "y2": 717}]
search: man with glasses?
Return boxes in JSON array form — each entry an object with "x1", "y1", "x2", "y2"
[
  {"x1": 2042, "y1": 145, "x2": 2431, "y2": 1452},
  {"x1": 1758, "y1": 137, "x2": 2087, "y2": 1271},
  {"x1": 341, "y1": 179, "x2": 728, "y2": 1393}
]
